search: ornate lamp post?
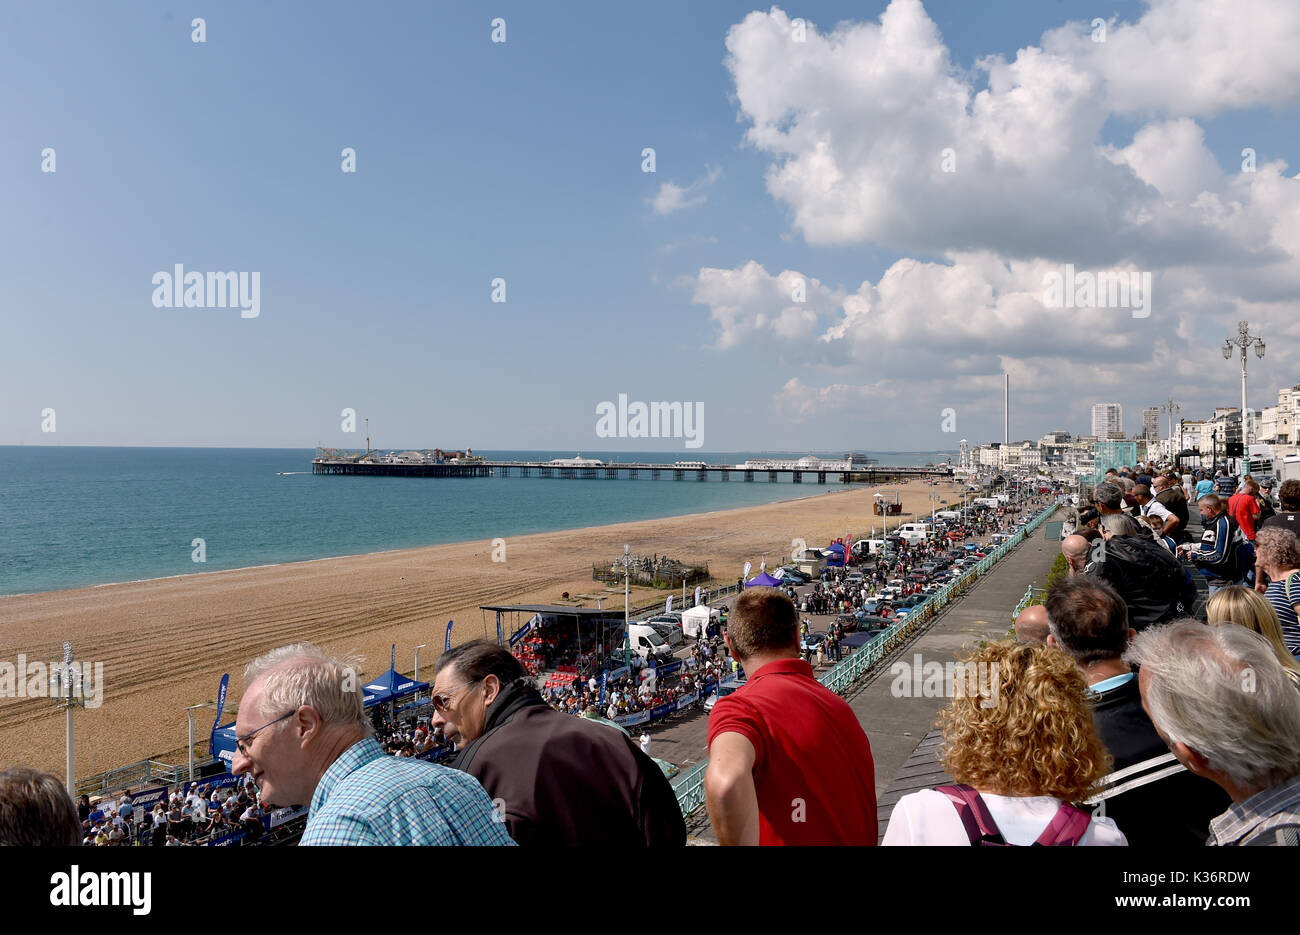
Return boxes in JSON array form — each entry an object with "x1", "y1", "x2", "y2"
[{"x1": 1223, "y1": 321, "x2": 1265, "y2": 446}]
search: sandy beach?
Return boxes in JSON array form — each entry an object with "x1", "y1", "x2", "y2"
[{"x1": 0, "y1": 480, "x2": 965, "y2": 778}]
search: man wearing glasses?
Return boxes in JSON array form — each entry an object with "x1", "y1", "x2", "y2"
[{"x1": 232, "y1": 642, "x2": 514, "y2": 846}]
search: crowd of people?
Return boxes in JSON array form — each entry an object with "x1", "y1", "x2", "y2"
[
  {"x1": 1063, "y1": 461, "x2": 1298, "y2": 642},
  {"x1": 61, "y1": 775, "x2": 271, "y2": 847},
  {"x1": 542, "y1": 633, "x2": 737, "y2": 719}
]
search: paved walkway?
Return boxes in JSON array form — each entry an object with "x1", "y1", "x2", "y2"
[
  {"x1": 673, "y1": 506, "x2": 1064, "y2": 841},
  {"x1": 850, "y1": 512, "x2": 1063, "y2": 798}
]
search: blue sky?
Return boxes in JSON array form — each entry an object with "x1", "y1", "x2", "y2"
[{"x1": 3, "y1": 0, "x2": 1298, "y2": 451}]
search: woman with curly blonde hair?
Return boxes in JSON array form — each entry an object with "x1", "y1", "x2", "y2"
[{"x1": 882, "y1": 640, "x2": 1126, "y2": 845}]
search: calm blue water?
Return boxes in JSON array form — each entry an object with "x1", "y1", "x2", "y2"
[{"x1": 0, "y1": 447, "x2": 955, "y2": 595}]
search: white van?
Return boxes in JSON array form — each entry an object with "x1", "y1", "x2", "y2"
[
  {"x1": 624, "y1": 624, "x2": 675, "y2": 664},
  {"x1": 852, "y1": 539, "x2": 887, "y2": 557},
  {"x1": 896, "y1": 523, "x2": 930, "y2": 544}
]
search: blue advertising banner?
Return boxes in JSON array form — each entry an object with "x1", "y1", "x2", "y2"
[
  {"x1": 605, "y1": 665, "x2": 630, "y2": 681},
  {"x1": 615, "y1": 710, "x2": 651, "y2": 727},
  {"x1": 651, "y1": 703, "x2": 675, "y2": 719},
  {"x1": 675, "y1": 691, "x2": 699, "y2": 710},
  {"x1": 203, "y1": 773, "x2": 241, "y2": 791},
  {"x1": 599, "y1": 669, "x2": 609, "y2": 706},
  {"x1": 210, "y1": 673, "x2": 229, "y2": 751},
  {"x1": 444, "y1": 620, "x2": 454, "y2": 652},
  {"x1": 126, "y1": 785, "x2": 170, "y2": 810}
]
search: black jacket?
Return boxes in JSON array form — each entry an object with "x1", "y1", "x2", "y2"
[
  {"x1": 1155, "y1": 488, "x2": 1191, "y2": 542},
  {"x1": 450, "y1": 682, "x2": 686, "y2": 846},
  {"x1": 1090, "y1": 675, "x2": 1231, "y2": 846},
  {"x1": 1086, "y1": 534, "x2": 1183, "y2": 631}
]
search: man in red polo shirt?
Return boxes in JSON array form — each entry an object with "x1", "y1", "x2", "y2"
[
  {"x1": 705, "y1": 589, "x2": 877, "y2": 845},
  {"x1": 1228, "y1": 477, "x2": 1262, "y2": 542}
]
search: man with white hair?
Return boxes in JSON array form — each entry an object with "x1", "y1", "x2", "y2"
[
  {"x1": 1127, "y1": 620, "x2": 1300, "y2": 846},
  {"x1": 232, "y1": 642, "x2": 514, "y2": 846}
]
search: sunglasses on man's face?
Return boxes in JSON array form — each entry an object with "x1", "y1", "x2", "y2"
[{"x1": 431, "y1": 678, "x2": 482, "y2": 714}]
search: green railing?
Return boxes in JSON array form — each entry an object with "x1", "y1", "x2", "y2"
[{"x1": 674, "y1": 500, "x2": 1062, "y2": 819}]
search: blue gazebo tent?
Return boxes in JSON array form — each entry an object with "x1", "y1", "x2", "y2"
[
  {"x1": 746, "y1": 571, "x2": 782, "y2": 588},
  {"x1": 361, "y1": 668, "x2": 429, "y2": 707}
]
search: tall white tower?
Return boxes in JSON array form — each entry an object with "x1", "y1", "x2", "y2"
[{"x1": 959, "y1": 439, "x2": 970, "y2": 470}]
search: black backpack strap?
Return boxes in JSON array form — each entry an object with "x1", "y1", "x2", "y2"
[{"x1": 936, "y1": 784, "x2": 1006, "y2": 845}]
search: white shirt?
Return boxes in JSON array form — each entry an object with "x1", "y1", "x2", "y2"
[
  {"x1": 639, "y1": 733, "x2": 651, "y2": 754},
  {"x1": 1139, "y1": 499, "x2": 1172, "y2": 523},
  {"x1": 881, "y1": 789, "x2": 1127, "y2": 846}
]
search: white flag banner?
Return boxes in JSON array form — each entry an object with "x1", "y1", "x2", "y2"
[
  {"x1": 759, "y1": 558, "x2": 766, "y2": 572},
  {"x1": 743, "y1": 561, "x2": 752, "y2": 579},
  {"x1": 694, "y1": 586, "x2": 702, "y2": 606},
  {"x1": 665, "y1": 595, "x2": 673, "y2": 614}
]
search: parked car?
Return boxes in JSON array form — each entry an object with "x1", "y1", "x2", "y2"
[
  {"x1": 704, "y1": 682, "x2": 741, "y2": 714},
  {"x1": 835, "y1": 613, "x2": 860, "y2": 633},
  {"x1": 641, "y1": 620, "x2": 683, "y2": 647},
  {"x1": 774, "y1": 566, "x2": 811, "y2": 585},
  {"x1": 800, "y1": 630, "x2": 829, "y2": 653}
]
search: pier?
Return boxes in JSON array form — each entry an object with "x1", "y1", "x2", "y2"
[{"x1": 311, "y1": 457, "x2": 953, "y2": 484}]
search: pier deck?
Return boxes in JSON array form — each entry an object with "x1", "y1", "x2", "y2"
[{"x1": 312, "y1": 458, "x2": 954, "y2": 484}]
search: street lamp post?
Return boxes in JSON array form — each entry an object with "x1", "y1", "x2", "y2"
[
  {"x1": 623, "y1": 544, "x2": 631, "y2": 667},
  {"x1": 413, "y1": 644, "x2": 427, "y2": 702},
  {"x1": 184, "y1": 702, "x2": 216, "y2": 783},
  {"x1": 1223, "y1": 321, "x2": 1265, "y2": 448},
  {"x1": 57, "y1": 641, "x2": 83, "y2": 796}
]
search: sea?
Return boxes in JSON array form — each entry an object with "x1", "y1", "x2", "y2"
[{"x1": 0, "y1": 447, "x2": 956, "y2": 596}]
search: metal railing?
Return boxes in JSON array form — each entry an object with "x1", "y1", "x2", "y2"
[
  {"x1": 673, "y1": 501, "x2": 1062, "y2": 818},
  {"x1": 76, "y1": 759, "x2": 190, "y2": 799}
]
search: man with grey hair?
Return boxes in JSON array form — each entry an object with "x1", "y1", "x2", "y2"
[
  {"x1": 1127, "y1": 620, "x2": 1300, "y2": 845},
  {"x1": 232, "y1": 642, "x2": 514, "y2": 846},
  {"x1": 1091, "y1": 482, "x2": 1143, "y2": 532}
]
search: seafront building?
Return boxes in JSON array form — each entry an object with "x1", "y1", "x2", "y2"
[{"x1": 1091, "y1": 403, "x2": 1122, "y2": 439}]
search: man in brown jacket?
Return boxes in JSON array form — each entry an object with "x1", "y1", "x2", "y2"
[{"x1": 431, "y1": 640, "x2": 686, "y2": 846}]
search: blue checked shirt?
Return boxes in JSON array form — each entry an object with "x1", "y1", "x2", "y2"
[{"x1": 300, "y1": 738, "x2": 515, "y2": 846}]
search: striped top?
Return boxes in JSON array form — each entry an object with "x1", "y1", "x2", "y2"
[{"x1": 1265, "y1": 573, "x2": 1300, "y2": 656}]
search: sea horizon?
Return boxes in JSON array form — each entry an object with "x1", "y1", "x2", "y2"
[{"x1": 0, "y1": 446, "x2": 957, "y2": 596}]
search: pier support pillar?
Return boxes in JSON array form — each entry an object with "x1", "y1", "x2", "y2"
[{"x1": 744, "y1": 470, "x2": 754, "y2": 482}]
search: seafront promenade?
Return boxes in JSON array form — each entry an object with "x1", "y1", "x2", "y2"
[{"x1": 651, "y1": 506, "x2": 1065, "y2": 842}]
